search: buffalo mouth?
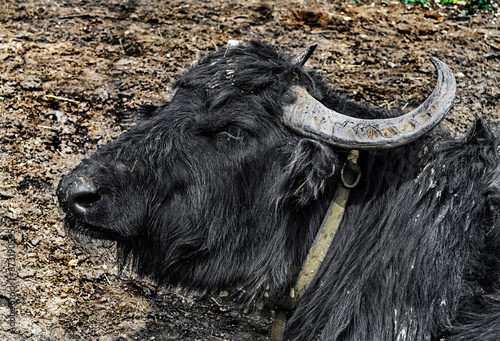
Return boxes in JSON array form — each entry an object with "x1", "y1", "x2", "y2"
[{"x1": 63, "y1": 217, "x2": 124, "y2": 243}]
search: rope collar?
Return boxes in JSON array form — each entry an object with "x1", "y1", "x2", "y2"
[{"x1": 271, "y1": 150, "x2": 361, "y2": 341}]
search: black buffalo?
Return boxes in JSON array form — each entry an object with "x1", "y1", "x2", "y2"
[{"x1": 57, "y1": 41, "x2": 500, "y2": 340}]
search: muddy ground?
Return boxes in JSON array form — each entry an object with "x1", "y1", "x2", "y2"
[{"x1": 0, "y1": 0, "x2": 499, "y2": 340}]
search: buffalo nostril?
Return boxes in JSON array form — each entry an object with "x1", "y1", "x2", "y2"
[
  {"x1": 73, "y1": 191, "x2": 101, "y2": 210},
  {"x1": 58, "y1": 174, "x2": 101, "y2": 216}
]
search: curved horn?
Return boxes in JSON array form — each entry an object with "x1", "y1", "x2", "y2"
[
  {"x1": 283, "y1": 57, "x2": 456, "y2": 149},
  {"x1": 291, "y1": 43, "x2": 318, "y2": 67}
]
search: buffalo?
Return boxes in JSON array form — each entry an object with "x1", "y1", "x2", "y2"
[{"x1": 57, "y1": 41, "x2": 500, "y2": 340}]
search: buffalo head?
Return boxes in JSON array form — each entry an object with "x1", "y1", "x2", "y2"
[{"x1": 57, "y1": 41, "x2": 455, "y2": 308}]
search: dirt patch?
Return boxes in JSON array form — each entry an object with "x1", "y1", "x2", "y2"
[{"x1": 1, "y1": 1, "x2": 499, "y2": 340}]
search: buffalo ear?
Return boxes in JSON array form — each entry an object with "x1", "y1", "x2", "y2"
[
  {"x1": 138, "y1": 104, "x2": 159, "y2": 119},
  {"x1": 138, "y1": 102, "x2": 171, "y2": 120},
  {"x1": 284, "y1": 139, "x2": 339, "y2": 205}
]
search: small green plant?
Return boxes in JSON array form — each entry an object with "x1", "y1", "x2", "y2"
[
  {"x1": 401, "y1": 0, "x2": 431, "y2": 5},
  {"x1": 467, "y1": 0, "x2": 492, "y2": 9},
  {"x1": 400, "y1": 0, "x2": 492, "y2": 7}
]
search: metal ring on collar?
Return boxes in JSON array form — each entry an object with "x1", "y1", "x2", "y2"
[{"x1": 341, "y1": 161, "x2": 361, "y2": 189}]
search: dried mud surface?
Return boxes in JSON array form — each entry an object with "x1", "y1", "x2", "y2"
[{"x1": 1, "y1": 1, "x2": 499, "y2": 340}]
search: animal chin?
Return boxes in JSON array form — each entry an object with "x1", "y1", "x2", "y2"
[{"x1": 64, "y1": 218, "x2": 123, "y2": 242}]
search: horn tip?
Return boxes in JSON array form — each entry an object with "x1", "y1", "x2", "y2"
[
  {"x1": 292, "y1": 43, "x2": 319, "y2": 67},
  {"x1": 428, "y1": 57, "x2": 443, "y2": 67}
]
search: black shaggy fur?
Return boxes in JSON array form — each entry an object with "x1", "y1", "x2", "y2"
[{"x1": 57, "y1": 41, "x2": 500, "y2": 340}]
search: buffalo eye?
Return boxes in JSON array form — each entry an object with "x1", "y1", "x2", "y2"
[{"x1": 215, "y1": 126, "x2": 246, "y2": 146}]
